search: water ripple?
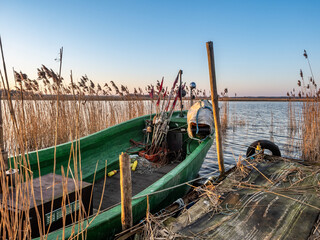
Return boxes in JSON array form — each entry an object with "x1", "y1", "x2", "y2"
[{"x1": 200, "y1": 101, "x2": 303, "y2": 178}]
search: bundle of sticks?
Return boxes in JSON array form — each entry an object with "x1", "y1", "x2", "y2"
[{"x1": 147, "y1": 70, "x2": 185, "y2": 156}]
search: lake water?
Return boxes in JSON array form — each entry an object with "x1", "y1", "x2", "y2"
[
  {"x1": 199, "y1": 101, "x2": 303, "y2": 178},
  {"x1": 2, "y1": 100, "x2": 304, "y2": 179}
]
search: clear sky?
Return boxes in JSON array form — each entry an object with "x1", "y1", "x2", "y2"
[{"x1": 1, "y1": 0, "x2": 319, "y2": 96}]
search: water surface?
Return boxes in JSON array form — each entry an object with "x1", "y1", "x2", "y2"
[{"x1": 200, "y1": 101, "x2": 303, "y2": 177}]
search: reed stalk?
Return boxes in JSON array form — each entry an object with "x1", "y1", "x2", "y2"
[{"x1": 294, "y1": 50, "x2": 320, "y2": 162}]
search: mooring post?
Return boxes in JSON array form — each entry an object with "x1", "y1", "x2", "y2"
[
  {"x1": 206, "y1": 41, "x2": 225, "y2": 174},
  {"x1": 120, "y1": 152, "x2": 133, "y2": 231}
]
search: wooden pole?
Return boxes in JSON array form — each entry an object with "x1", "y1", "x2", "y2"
[
  {"x1": 206, "y1": 41, "x2": 225, "y2": 174},
  {"x1": 120, "y1": 152, "x2": 133, "y2": 231}
]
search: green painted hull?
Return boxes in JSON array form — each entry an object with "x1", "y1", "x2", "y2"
[{"x1": 13, "y1": 112, "x2": 213, "y2": 239}]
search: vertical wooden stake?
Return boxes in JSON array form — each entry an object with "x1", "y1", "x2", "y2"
[
  {"x1": 206, "y1": 41, "x2": 225, "y2": 174},
  {"x1": 120, "y1": 152, "x2": 133, "y2": 231}
]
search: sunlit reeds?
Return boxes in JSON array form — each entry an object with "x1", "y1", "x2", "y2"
[
  {"x1": 0, "y1": 66, "x2": 152, "y2": 154},
  {"x1": 290, "y1": 50, "x2": 320, "y2": 162},
  {"x1": 1, "y1": 67, "x2": 209, "y2": 155},
  {"x1": 0, "y1": 58, "x2": 203, "y2": 238},
  {"x1": 301, "y1": 98, "x2": 320, "y2": 161}
]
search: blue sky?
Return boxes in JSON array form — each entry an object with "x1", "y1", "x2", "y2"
[{"x1": 1, "y1": 0, "x2": 319, "y2": 96}]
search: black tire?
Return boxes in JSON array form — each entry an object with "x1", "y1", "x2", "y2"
[{"x1": 246, "y1": 140, "x2": 281, "y2": 158}]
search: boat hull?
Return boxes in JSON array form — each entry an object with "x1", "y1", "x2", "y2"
[
  {"x1": 47, "y1": 138, "x2": 212, "y2": 239},
  {"x1": 16, "y1": 112, "x2": 213, "y2": 239}
]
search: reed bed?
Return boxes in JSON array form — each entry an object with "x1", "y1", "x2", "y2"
[
  {"x1": 0, "y1": 45, "x2": 111, "y2": 238},
  {"x1": 1, "y1": 99, "x2": 148, "y2": 154},
  {"x1": 1, "y1": 98, "x2": 199, "y2": 154},
  {"x1": 288, "y1": 50, "x2": 320, "y2": 162},
  {"x1": 0, "y1": 70, "x2": 205, "y2": 155},
  {"x1": 1, "y1": 98, "x2": 149, "y2": 152},
  {"x1": 0, "y1": 56, "x2": 205, "y2": 239},
  {"x1": 301, "y1": 99, "x2": 320, "y2": 161}
]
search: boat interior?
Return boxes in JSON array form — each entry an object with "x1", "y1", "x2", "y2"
[
  {"x1": 91, "y1": 114, "x2": 192, "y2": 210},
  {"x1": 93, "y1": 160, "x2": 180, "y2": 211}
]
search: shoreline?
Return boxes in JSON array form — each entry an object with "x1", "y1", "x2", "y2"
[
  {"x1": 0, "y1": 94, "x2": 308, "y2": 102},
  {"x1": 0, "y1": 90, "x2": 308, "y2": 102}
]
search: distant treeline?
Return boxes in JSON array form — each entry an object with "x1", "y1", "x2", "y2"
[
  {"x1": 0, "y1": 90, "x2": 310, "y2": 101},
  {"x1": 219, "y1": 96, "x2": 308, "y2": 102}
]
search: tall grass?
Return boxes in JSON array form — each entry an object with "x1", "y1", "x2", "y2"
[
  {"x1": 291, "y1": 50, "x2": 320, "y2": 162},
  {"x1": 1, "y1": 69, "x2": 150, "y2": 154},
  {"x1": 0, "y1": 52, "x2": 109, "y2": 238},
  {"x1": 1, "y1": 67, "x2": 206, "y2": 154},
  {"x1": 220, "y1": 88, "x2": 229, "y2": 132},
  {"x1": 0, "y1": 59, "x2": 200, "y2": 238},
  {"x1": 301, "y1": 99, "x2": 320, "y2": 161}
]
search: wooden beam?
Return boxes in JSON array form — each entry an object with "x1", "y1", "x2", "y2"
[
  {"x1": 120, "y1": 152, "x2": 133, "y2": 231},
  {"x1": 206, "y1": 41, "x2": 225, "y2": 174}
]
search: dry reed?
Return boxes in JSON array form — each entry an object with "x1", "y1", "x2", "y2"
[
  {"x1": 0, "y1": 57, "x2": 200, "y2": 239},
  {"x1": 220, "y1": 88, "x2": 229, "y2": 132},
  {"x1": 290, "y1": 50, "x2": 320, "y2": 162},
  {"x1": 1, "y1": 68, "x2": 204, "y2": 155},
  {"x1": 0, "y1": 54, "x2": 142, "y2": 238},
  {"x1": 1, "y1": 68, "x2": 150, "y2": 154}
]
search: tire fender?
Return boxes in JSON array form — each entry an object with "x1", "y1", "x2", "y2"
[{"x1": 246, "y1": 140, "x2": 281, "y2": 158}]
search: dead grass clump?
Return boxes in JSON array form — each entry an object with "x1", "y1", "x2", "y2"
[
  {"x1": 133, "y1": 187, "x2": 219, "y2": 240},
  {"x1": 136, "y1": 213, "x2": 183, "y2": 240}
]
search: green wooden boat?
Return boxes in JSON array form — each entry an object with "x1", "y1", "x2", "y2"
[{"x1": 9, "y1": 111, "x2": 213, "y2": 239}]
